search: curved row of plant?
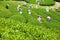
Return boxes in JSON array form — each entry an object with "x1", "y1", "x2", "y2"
[
  {"x1": 0, "y1": 0, "x2": 55, "y2": 6},
  {"x1": 25, "y1": 0, "x2": 55, "y2": 6},
  {"x1": 0, "y1": 1, "x2": 60, "y2": 31},
  {"x1": 0, "y1": 1, "x2": 60, "y2": 40},
  {"x1": 0, "y1": 18, "x2": 60, "y2": 40}
]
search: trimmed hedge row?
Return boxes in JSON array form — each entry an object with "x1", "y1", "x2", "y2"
[
  {"x1": 40, "y1": 0, "x2": 55, "y2": 6},
  {"x1": 0, "y1": 0, "x2": 55, "y2": 6},
  {"x1": 25, "y1": 0, "x2": 55, "y2": 6},
  {"x1": 0, "y1": 18, "x2": 60, "y2": 40}
]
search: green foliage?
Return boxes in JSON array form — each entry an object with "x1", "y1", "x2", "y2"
[
  {"x1": 0, "y1": 0, "x2": 55, "y2": 6},
  {"x1": 10, "y1": 14, "x2": 26, "y2": 23},
  {"x1": 25, "y1": 0, "x2": 55, "y2": 6},
  {"x1": 0, "y1": 1, "x2": 60, "y2": 40},
  {"x1": 25, "y1": 0, "x2": 37, "y2": 4},
  {"x1": 0, "y1": 1, "x2": 18, "y2": 18},
  {"x1": 0, "y1": 18, "x2": 60, "y2": 40},
  {"x1": 40, "y1": 0, "x2": 55, "y2": 6},
  {"x1": 0, "y1": 0, "x2": 25, "y2": 1},
  {"x1": 58, "y1": 7, "x2": 60, "y2": 12}
]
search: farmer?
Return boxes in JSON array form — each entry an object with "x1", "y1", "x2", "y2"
[
  {"x1": 51, "y1": 7, "x2": 54, "y2": 11},
  {"x1": 17, "y1": 5, "x2": 21, "y2": 11},
  {"x1": 47, "y1": 16, "x2": 51, "y2": 22},
  {"x1": 23, "y1": 2, "x2": 27, "y2": 7},
  {"x1": 17, "y1": 5, "x2": 22, "y2": 14},
  {"x1": 46, "y1": 7, "x2": 49, "y2": 12},
  {"x1": 29, "y1": 4, "x2": 33, "y2": 8},
  {"x1": 36, "y1": 0, "x2": 40, "y2": 5},
  {"x1": 5, "y1": 4, "x2": 9, "y2": 9},
  {"x1": 37, "y1": 15, "x2": 42, "y2": 23},
  {"x1": 56, "y1": 6, "x2": 58, "y2": 12},
  {"x1": 27, "y1": 7, "x2": 31, "y2": 14}
]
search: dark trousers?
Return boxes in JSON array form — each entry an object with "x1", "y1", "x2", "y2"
[
  {"x1": 6, "y1": 6, "x2": 8, "y2": 9},
  {"x1": 47, "y1": 19, "x2": 50, "y2": 22}
]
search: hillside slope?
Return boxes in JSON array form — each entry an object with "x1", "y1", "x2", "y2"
[{"x1": 0, "y1": 1, "x2": 60, "y2": 40}]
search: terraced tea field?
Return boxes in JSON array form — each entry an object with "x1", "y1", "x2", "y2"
[{"x1": 0, "y1": 1, "x2": 60, "y2": 40}]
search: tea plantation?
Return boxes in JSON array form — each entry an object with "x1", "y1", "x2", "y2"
[{"x1": 0, "y1": 1, "x2": 60, "y2": 40}]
